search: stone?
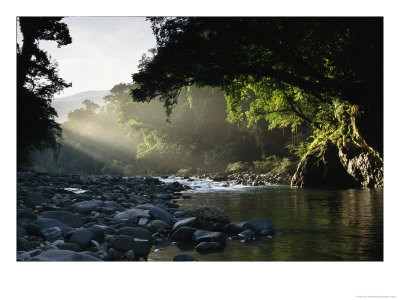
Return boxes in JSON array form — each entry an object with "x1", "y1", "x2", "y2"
[
  {"x1": 223, "y1": 222, "x2": 246, "y2": 235},
  {"x1": 172, "y1": 217, "x2": 197, "y2": 232},
  {"x1": 23, "y1": 223, "x2": 41, "y2": 236},
  {"x1": 17, "y1": 209, "x2": 37, "y2": 221},
  {"x1": 113, "y1": 208, "x2": 150, "y2": 223},
  {"x1": 173, "y1": 254, "x2": 198, "y2": 261},
  {"x1": 192, "y1": 230, "x2": 226, "y2": 245},
  {"x1": 195, "y1": 242, "x2": 222, "y2": 252},
  {"x1": 17, "y1": 237, "x2": 41, "y2": 251},
  {"x1": 138, "y1": 218, "x2": 149, "y2": 226},
  {"x1": 69, "y1": 200, "x2": 104, "y2": 214},
  {"x1": 135, "y1": 203, "x2": 158, "y2": 210},
  {"x1": 32, "y1": 218, "x2": 74, "y2": 234},
  {"x1": 145, "y1": 220, "x2": 170, "y2": 233},
  {"x1": 109, "y1": 236, "x2": 151, "y2": 258},
  {"x1": 171, "y1": 226, "x2": 197, "y2": 241},
  {"x1": 17, "y1": 225, "x2": 27, "y2": 237},
  {"x1": 148, "y1": 207, "x2": 174, "y2": 226},
  {"x1": 238, "y1": 229, "x2": 255, "y2": 240},
  {"x1": 41, "y1": 227, "x2": 63, "y2": 243},
  {"x1": 87, "y1": 225, "x2": 105, "y2": 242},
  {"x1": 116, "y1": 227, "x2": 153, "y2": 241},
  {"x1": 68, "y1": 229, "x2": 94, "y2": 249},
  {"x1": 243, "y1": 218, "x2": 275, "y2": 236},
  {"x1": 26, "y1": 192, "x2": 48, "y2": 207},
  {"x1": 39, "y1": 211, "x2": 84, "y2": 228},
  {"x1": 32, "y1": 249, "x2": 101, "y2": 261}
]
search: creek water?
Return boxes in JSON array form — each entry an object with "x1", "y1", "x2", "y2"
[{"x1": 148, "y1": 177, "x2": 383, "y2": 261}]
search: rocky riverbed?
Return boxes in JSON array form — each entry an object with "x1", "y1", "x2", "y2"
[{"x1": 17, "y1": 172, "x2": 275, "y2": 261}]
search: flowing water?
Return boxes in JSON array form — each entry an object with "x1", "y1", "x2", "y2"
[{"x1": 148, "y1": 177, "x2": 383, "y2": 261}]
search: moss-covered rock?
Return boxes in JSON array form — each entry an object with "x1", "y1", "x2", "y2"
[{"x1": 181, "y1": 206, "x2": 230, "y2": 224}]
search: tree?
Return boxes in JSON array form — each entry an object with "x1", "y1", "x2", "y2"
[
  {"x1": 131, "y1": 17, "x2": 383, "y2": 187},
  {"x1": 17, "y1": 17, "x2": 72, "y2": 169}
]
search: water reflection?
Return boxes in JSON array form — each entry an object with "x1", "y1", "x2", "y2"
[{"x1": 148, "y1": 186, "x2": 383, "y2": 261}]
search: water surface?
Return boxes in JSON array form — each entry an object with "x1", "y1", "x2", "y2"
[{"x1": 149, "y1": 178, "x2": 383, "y2": 261}]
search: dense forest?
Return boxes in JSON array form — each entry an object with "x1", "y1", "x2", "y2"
[
  {"x1": 31, "y1": 84, "x2": 301, "y2": 179},
  {"x1": 20, "y1": 17, "x2": 383, "y2": 188}
]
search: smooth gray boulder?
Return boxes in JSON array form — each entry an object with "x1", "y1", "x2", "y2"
[
  {"x1": 149, "y1": 207, "x2": 174, "y2": 226},
  {"x1": 68, "y1": 229, "x2": 94, "y2": 249},
  {"x1": 40, "y1": 211, "x2": 84, "y2": 228},
  {"x1": 32, "y1": 249, "x2": 101, "y2": 261}
]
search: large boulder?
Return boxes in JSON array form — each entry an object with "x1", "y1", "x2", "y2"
[
  {"x1": 223, "y1": 222, "x2": 246, "y2": 235},
  {"x1": 41, "y1": 227, "x2": 63, "y2": 243},
  {"x1": 32, "y1": 218, "x2": 74, "y2": 234},
  {"x1": 31, "y1": 249, "x2": 101, "y2": 261},
  {"x1": 148, "y1": 207, "x2": 174, "y2": 226},
  {"x1": 39, "y1": 211, "x2": 84, "y2": 228}
]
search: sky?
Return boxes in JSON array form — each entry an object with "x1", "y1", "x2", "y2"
[{"x1": 37, "y1": 17, "x2": 156, "y2": 97}]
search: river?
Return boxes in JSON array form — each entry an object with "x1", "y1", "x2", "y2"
[{"x1": 148, "y1": 177, "x2": 383, "y2": 261}]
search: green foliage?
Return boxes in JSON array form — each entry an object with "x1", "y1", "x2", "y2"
[{"x1": 226, "y1": 161, "x2": 250, "y2": 173}]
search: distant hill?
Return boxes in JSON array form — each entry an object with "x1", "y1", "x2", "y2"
[{"x1": 52, "y1": 90, "x2": 110, "y2": 123}]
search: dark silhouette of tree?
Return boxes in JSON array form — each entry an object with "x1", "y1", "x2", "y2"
[
  {"x1": 131, "y1": 17, "x2": 383, "y2": 155},
  {"x1": 17, "y1": 17, "x2": 72, "y2": 169}
]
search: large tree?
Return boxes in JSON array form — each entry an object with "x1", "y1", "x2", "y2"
[
  {"x1": 131, "y1": 17, "x2": 383, "y2": 187},
  {"x1": 17, "y1": 17, "x2": 72, "y2": 169}
]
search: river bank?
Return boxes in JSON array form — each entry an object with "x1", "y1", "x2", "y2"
[{"x1": 17, "y1": 172, "x2": 275, "y2": 261}]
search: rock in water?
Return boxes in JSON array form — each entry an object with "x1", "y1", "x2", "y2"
[
  {"x1": 243, "y1": 218, "x2": 274, "y2": 236},
  {"x1": 148, "y1": 207, "x2": 174, "y2": 226},
  {"x1": 192, "y1": 230, "x2": 226, "y2": 245},
  {"x1": 195, "y1": 242, "x2": 222, "y2": 252}
]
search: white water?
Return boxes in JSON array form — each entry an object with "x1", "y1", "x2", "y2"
[{"x1": 158, "y1": 176, "x2": 273, "y2": 193}]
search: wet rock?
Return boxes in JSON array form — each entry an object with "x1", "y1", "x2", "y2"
[
  {"x1": 26, "y1": 192, "x2": 48, "y2": 207},
  {"x1": 69, "y1": 200, "x2": 104, "y2": 214},
  {"x1": 17, "y1": 237, "x2": 41, "y2": 251},
  {"x1": 173, "y1": 254, "x2": 197, "y2": 261},
  {"x1": 171, "y1": 226, "x2": 197, "y2": 241},
  {"x1": 172, "y1": 217, "x2": 197, "y2": 232},
  {"x1": 87, "y1": 225, "x2": 106, "y2": 242},
  {"x1": 238, "y1": 229, "x2": 255, "y2": 240},
  {"x1": 192, "y1": 230, "x2": 226, "y2": 245},
  {"x1": 39, "y1": 211, "x2": 84, "y2": 228},
  {"x1": 23, "y1": 223, "x2": 41, "y2": 236},
  {"x1": 17, "y1": 225, "x2": 27, "y2": 237},
  {"x1": 32, "y1": 249, "x2": 102, "y2": 261},
  {"x1": 195, "y1": 241, "x2": 222, "y2": 252},
  {"x1": 138, "y1": 217, "x2": 149, "y2": 226},
  {"x1": 223, "y1": 222, "x2": 246, "y2": 235},
  {"x1": 17, "y1": 209, "x2": 37, "y2": 221},
  {"x1": 154, "y1": 193, "x2": 172, "y2": 200},
  {"x1": 104, "y1": 201, "x2": 124, "y2": 211},
  {"x1": 243, "y1": 218, "x2": 274, "y2": 236}
]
